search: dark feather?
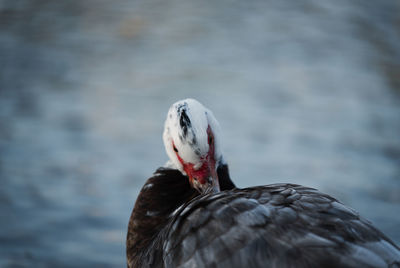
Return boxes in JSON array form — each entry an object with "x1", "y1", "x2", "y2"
[
  {"x1": 126, "y1": 165, "x2": 235, "y2": 267},
  {"x1": 163, "y1": 185, "x2": 400, "y2": 268},
  {"x1": 177, "y1": 102, "x2": 191, "y2": 138},
  {"x1": 126, "y1": 169, "x2": 400, "y2": 268}
]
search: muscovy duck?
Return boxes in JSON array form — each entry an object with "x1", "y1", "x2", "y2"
[{"x1": 126, "y1": 98, "x2": 400, "y2": 268}]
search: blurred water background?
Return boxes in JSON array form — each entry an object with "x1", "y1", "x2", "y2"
[{"x1": 0, "y1": 0, "x2": 400, "y2": 267}]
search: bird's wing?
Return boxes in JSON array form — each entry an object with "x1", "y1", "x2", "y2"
[{"x1": 162, "y1": 184, "x2": 400, "y2": 268}]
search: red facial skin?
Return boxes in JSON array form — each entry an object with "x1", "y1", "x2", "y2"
[{"x1": 173, "y1": 126, "x2": 218, "y2": 188}]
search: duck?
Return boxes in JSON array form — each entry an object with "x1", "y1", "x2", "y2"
[{"x1": 126, "y1": 98, "x2": 400, "y2": 268}]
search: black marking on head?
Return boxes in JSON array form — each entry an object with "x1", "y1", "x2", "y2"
[
  {"x1": 191, "y1": 135, "x2": 197, "y2": 145},
  {"x1": 187, "y1": 134, "x2": 197, "y2": 148},
  {"x1": 176, "y1": 102, "x2": 187, "y2": 115},
  {"x1": 194, "y1": 148, "x2": 201, "y2": 156},
  {"x1": 178, "y1": 105, "x2": 191, "y2": 138}
]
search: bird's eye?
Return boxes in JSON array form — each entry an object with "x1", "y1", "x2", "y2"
[{"x1": 173, "y1": 146, "x2": 178, "y2": 153}]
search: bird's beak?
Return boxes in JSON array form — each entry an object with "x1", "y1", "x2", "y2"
[
  {"x1": 190, "y1": 174, "x2": 220, "y2": 194},
  {"x1": 188, "y1": 161, "x2": 220, "y2": 194}
]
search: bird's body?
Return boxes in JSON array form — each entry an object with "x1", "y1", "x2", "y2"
[{"x1": 127, "y1": 99, "x2": 400, "y2": 268}]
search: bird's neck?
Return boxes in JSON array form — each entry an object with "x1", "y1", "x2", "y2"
[
  {"x1": 126, "y1": 168, "x2": 198, "y2": 267},
  {"x1": 217, "y1": 163, "x2": 236, "y2": 190}
]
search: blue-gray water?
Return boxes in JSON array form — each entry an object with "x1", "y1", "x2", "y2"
[{"x1": 0, "y1": 0, "x2": 399, "y2": 267}]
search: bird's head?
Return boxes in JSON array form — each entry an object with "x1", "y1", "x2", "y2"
[{"x1": 163, "y1": 99, "x2": 223, "y2": 194}]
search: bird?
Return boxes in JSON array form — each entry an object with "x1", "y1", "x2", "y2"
[{"x1": 126, "y1": 98, "x2": 400, "y2": 268}]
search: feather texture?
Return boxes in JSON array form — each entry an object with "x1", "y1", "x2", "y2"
[{"x1": 126, "y1": 168, "x2": 400, "y2": 268}]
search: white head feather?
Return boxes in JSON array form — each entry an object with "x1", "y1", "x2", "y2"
[{"x1": 163, "y1": 99, "x2": 224, "y2": 174}]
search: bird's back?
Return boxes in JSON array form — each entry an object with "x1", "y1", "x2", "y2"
[{"x1": 162, "y1": 184, "x2": 400, "y2": 268}]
